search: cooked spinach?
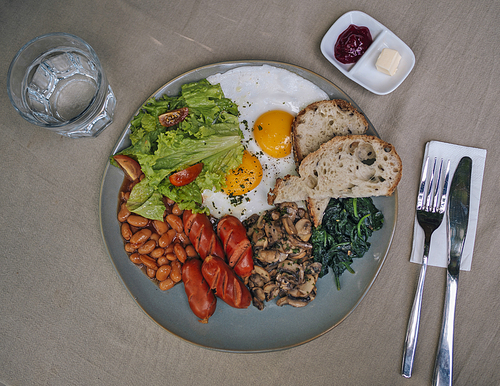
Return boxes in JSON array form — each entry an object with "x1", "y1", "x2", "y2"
[{"x1": 311, "y1": 197, "x2": 384, "y2": 290}]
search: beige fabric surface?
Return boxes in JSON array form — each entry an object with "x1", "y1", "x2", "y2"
[{"x1": 1, "y1": 1, "x2": 499, "y2": 385}]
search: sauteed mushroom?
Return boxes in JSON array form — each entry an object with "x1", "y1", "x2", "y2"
[{"x1": 243, "y1": 202, "x2": 322, "y2": 309}]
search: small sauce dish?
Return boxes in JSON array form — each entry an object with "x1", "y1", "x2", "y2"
[{"x1": 320, "y1": 10, "x2": 415, "y2": 95}]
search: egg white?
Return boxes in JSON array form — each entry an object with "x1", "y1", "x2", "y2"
[{"x1": 203, "y1": 65, "x2": 329, "y2": 220}]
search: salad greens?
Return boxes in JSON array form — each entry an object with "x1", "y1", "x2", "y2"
[
  {"x1": 113, "y1": 79, "x2": 244, "y2": 221},
  {"x1": 311, "y1": 197, "x2": 384, "y2": 290}
]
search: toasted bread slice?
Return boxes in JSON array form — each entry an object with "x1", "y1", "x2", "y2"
[
  {"x1": 268, "y1": 135, "x2": 402, "y2": 209},
  {"x1": 291, "y1": 99, "x2": 369, "y2": 226}
]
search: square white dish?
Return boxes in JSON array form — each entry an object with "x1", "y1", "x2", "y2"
[{"x1": 320, "y1": 10, "x2": 415, "y2": 95}]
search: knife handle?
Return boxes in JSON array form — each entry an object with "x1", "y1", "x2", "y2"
[
  {"x1": 401, "y1": 257, "x2": 428, "y2": 378},
  {"x1": 432, "y1": 272, "x2": 458, "y2": 386}
]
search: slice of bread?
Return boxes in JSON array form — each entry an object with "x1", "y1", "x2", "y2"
[
  {"x1": 268, "y1": 135, "x2": 402, "y2": 213},
  {"x1": 291, "y1": 99, "x2": 369, "y2": 226},
  {"x1": 292, "y1": 99, "x2": 369, "y2": 165}
]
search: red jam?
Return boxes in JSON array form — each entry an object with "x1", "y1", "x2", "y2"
[{"x1": 334, "y1": 24, "x2": 373, "y2": 64}]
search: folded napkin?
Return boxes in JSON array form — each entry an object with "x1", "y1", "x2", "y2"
[{"x1": 409, "y1": 141, "x2": 487, "y2": 271}]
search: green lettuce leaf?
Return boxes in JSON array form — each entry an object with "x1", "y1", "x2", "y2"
[{"x1": 115, "y1": 79, "x2": 243, "y2": 220}]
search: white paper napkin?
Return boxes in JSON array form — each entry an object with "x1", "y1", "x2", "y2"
[{"x1": 409, "y1": 141, "x2": 487, "y2": 271}]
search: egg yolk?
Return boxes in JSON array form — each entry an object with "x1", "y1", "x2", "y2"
[
  {"x1": 253, "y1": 110, "x2": 294, "y2": 158},
  {"x1": 223, "y1": 150, "x2": 263, "y2": 196}
]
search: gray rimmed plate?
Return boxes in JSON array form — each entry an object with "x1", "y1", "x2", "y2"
[{"x1": 99, "y1": 60, "x2": 397, "y2": 352}]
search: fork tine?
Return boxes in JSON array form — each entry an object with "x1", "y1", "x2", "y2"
[
  {"x1": 425, "y1": 157, "x2": 438, "y2": 211},
  {"x1": 416, "y1": 157, "x2": 430, "y2": 210},
  {"x1": 431, "y1": 159, "x2": 444, "y2": 212}
]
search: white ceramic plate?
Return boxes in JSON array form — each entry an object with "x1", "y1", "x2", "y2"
[
  {"x1": 320, "y1": 10, "x2": 415, "y2": 95},
  {"x1": 99, "y1": 61, "x2": 397, "y2": 352}
]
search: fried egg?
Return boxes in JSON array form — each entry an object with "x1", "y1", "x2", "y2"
[{"x1": 204, "y1": 65, "x2": 329, "y2": 220}]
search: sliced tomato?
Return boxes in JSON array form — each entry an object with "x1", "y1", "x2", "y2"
[
  {"x1": 113, "y1": 155, "x2": 142, "y2": 181},
  {"x1": 158, "y1": 107, "x2": 189, "y2": 127},
  {"x1": 169, "y1": 163, "x2": 204, "y2": 186}
]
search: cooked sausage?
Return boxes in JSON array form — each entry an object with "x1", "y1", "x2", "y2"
[
  {"x1": 182, "y1": 258, "x2": 217, "y2": 323},
  {"x1": 217, "y1": 215, "x2": 254, "y2": 278},
  {"x1": 201, "y1": 255, "x2": 252, "y2": 309},
  {"x1": 183, "y1": 210, "x2": 224, "y2": 261}
]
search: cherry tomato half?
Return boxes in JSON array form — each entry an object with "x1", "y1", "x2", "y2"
[
  {"x1": 159, "y1": 107, "x2": 189, "y2": 127},
  {"x1": 169, "y1": 163, "x2": 204, "y2": 186},
  {"x1": 113, "y1": 155, "x2": 142, "y2": 181}
]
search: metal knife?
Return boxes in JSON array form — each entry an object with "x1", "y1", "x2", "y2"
[{"x1": 432, "y1": 156, "x2": 472, "y2": 386}]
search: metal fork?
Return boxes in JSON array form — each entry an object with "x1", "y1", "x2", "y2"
[{"x1": 401, "y1": 157, "x2": 451, "y2": 378}]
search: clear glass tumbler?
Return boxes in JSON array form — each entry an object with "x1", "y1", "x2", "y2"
[{"x1": 7, "y1": 33, "x2": 116, "y2": 138}]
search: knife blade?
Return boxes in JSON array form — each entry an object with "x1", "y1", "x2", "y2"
[{"x1": 432, "y1": 156, "x2": 472, "y2": 386}]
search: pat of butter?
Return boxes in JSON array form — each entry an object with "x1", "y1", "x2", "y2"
[{"x1": 376, "y1": 48, "x2": 401, "y2": 76}]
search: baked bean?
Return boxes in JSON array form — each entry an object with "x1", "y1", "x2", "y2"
[
  {"x1": 121, "y1": 223, "x2": 132, "y2": 240},
  {"x1": 156, "y1": 264, "x2": 172, "y2": 281},
  {"x1": 123, "y1": 192, "x2": 130, "y2": 201},
  {"x1": 185, "y1": 245, "x2": 197, "y2": 258},
  {"x1": 170, "y1": 261, "x2": 182, "y2": 282},
  {"x1": 129, "y1": 253, "x2": 141, "y2": 264},
  {"x1": 165, "y1": 244, "x2": 174, "y2": 254},
  {"x1": 118, "y1": 203, "x2": 131, "y2": 222},
  {"x1": 166, "y1": 214, "x2": 183, "y2": 233},
  {"x1": 159, "y1": 228, "x2": 176, "y2": 248},
  {"x1": 138, "y1": 240, "x2": 156, "y2": 255},
  {"x1": 150, "y1": 233, "x2": 160, "y2": 243},
  {"x1": 157, "y1": 256, "x2": 169, "y2": 266},
  {"x1": 124, "y1": 243, "x2": 136, "y2": 253},
  {"x1": 130, "y1": 229, "x2": 152, "y2": 248},
  {"x1": 165, "y1": 253, "x2": 177, "y2": 261},
  {"x1": 159, "y1": 278, "x2": 175, "y2": 291},
  {"x1": 176, "y1": 232, "x2": 190, "y2": 246},
  {"x1": 140, "y1": 254, "x2": 158, "y2": 270},
  {"x1": 173, "y1": 243, "x2": 187, "y2": 263},
  {"x1": 153, "y1": 220, "x2": 169, "y2": 235},
  {"x1": 172, "y1": 203, "x2": 183, "y2": 216},
  {"x1": 127, "y1": 215, "x2": 149, "y2": 227},
  {"x1": 146, "y1": 267, "x2": 156, "y2": 278},
  {"x1": 165, "y1": 197, "x2": 175, "y2": 206},
  {"x1": 150, "y1": 248, "x2": 164, "y2": 259}
]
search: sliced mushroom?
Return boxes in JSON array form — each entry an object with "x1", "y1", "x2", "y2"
[
  {"x1": 278, "y1": 260, "x2": 305, "y2": 286},
  {"x1": 264, "y1": 221, "x2": 283, "y2": 245},
  {"x1": 295, "y1": 218, "x2": 312, "y2": 242},
  {"x1": 271, "y1": 210, "x2": 281, "y2": 221},
  {"x1": 288, "y1": 274, "x2": 316, "y2": 298},
  {"x1": 252, "y1": 287, "x2": 266, "y2": 302},
  {"x1": 263, "y1": 282, "x2": 280, "y2": 301},
  {"x1": 288, "y1": 250, "x2": 307, "y2": 261},
  {"x1": 256, "y1": 249, "x2": 287, "y2": 264},
  {"x1": 253, "y1": 265, "x2": 271, "y2": 283},
  {"x1": 279, "y1": 202, "x2": 298, "y2": 221},
  {"x1": 256, "y1": 212, "x2": 266, "y2": 229},
  {"x1": 305, "y1": 261, "x2": 323, "y2": 280},
  {"x1": 276, "y1": 296, "x2": 309, "y2": 307},
  {"x1": 249, "y1": 273, "x2": 266, "y2": 288},
  {"x1": 252, "y1": 296, "x2": 265, "y2": 310},
  {"x1": 254, "y1": 235, "x2": 268, "y2": 249},
  {"x1": 288, "y1": 235, "x2": 313, "y2": 250},
  {"x1": 282, "y1": 216, "x2": 297, "y2": 235}
]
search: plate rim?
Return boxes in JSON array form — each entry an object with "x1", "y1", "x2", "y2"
[{"x1": 99, "y1": 60, "x2": 398, "y2": 352}]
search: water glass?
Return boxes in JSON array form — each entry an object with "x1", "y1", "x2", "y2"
[{"x1": 7, "y1": 33, "x2": 116, "y2": 138}]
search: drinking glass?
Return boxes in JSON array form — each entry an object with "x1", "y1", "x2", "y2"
[{"x1": 7, "y1": 33, "x2": 116, "y2": 138}]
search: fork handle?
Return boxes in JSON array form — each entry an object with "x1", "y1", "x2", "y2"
[
  {"x1": 432, "y1": 272, "x2": 458, "y2": 386},
  {"x1": 401, "y1": 256, "x2": 428, "y2": 378}
]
